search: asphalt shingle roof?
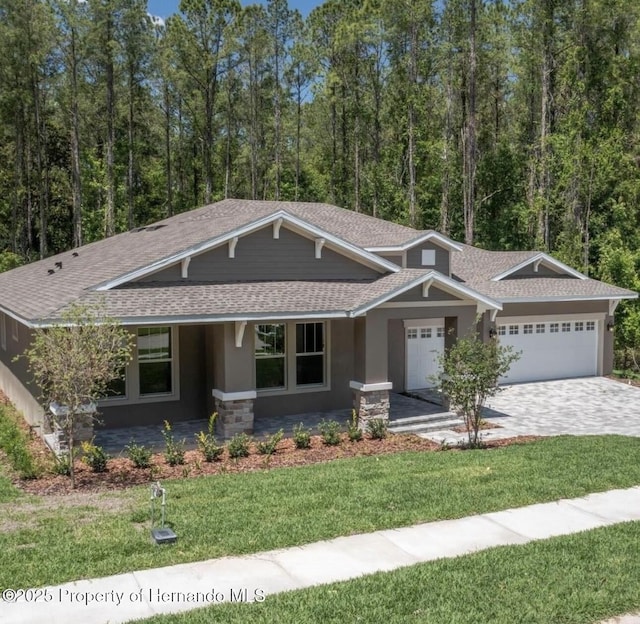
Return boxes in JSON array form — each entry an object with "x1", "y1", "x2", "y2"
[{"x1": 0, "y1": 199, "x2": 635, "y2": 324}]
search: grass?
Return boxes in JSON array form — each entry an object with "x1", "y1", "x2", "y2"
[
  {"x1": 0, "y1": 403, "x2": 42, "y2": 481},
  {"x1": 1, "y1": 435, "x2": 640, "y2": 590},
  {"x1": 133, "y1": 521, "x2": 640, "y2": 624}
]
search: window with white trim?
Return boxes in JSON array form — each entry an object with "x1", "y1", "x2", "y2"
[
  {"x1": 562, "y1": 322, "x2": 571, "y2": 332},
  {"x1": 407, "y1": 328, "x2": 418, "y2": 339},
  {"x1": 509, "y1": 325, "x2": 519, "y2": 335},
  {"x1": 420, "y1": 328, "x2": 432, "y2": 338},
  {"x1": 536, "y1": 323, "x2": 545, "y2": 334},
  {"x1": 550, "y1": 323, "x2": 559, "y2": 333},
  {"x1": 255, "y1": 324, "x2": 286, "y2": 389},
  {"x1": 575, "y1": 321, "x2": 584, "y2": 332},
  {"x1": 498, "y1": 325, "x2": 506, "y2": 336},
  {"x1": 523, "y1": 324, "x2": 533, "y2": 335},
  {"x1": 586, "y1": 321, "x2": 595, "y2": 332},
  {"x1": 138, "y1": 327, "x2": 173, "y2": 395},
  {"x1": 256, "y1": 322, "x2": 328, "y2": 392},
  {"x1": 0, "y1": 313, "x2": 5, "y2": 351},
  {"x1": 296, "y1": 322, "x2": 325, "y2": 386}
]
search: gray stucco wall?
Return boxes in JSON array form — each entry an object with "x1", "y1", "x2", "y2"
[
  {"x1": 405, "y1": 242, "x2": 450, "y2": 275},
  {"x1": 139, "y1": 226, "x2": 380, "y2": 283},
  {"x1": 98, "y1": 325, "x2": 207, "y2": 428}
]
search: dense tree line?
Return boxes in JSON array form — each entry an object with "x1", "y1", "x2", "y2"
[{"x1": 0, "y1": 0, "x2": 639, "y2": 364}]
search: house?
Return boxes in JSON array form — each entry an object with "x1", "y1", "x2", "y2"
[{"x1": 0, "y1": 199, "x2": 635, "y2": 441}]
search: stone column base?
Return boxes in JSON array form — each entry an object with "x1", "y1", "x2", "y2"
[
  {"x1": 212, "y1": 390, "x2": 256, "y2": 438},
  {"x1": 349, "y1": 381, "x2": 391, "y2": 431},
  {"x1": 48, "y1": 403, "x2": 96, "y2": 454}
]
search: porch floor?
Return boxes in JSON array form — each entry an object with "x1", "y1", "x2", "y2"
[{"x1": 94, "y1": 392, "x2": 446, "y2": 455}]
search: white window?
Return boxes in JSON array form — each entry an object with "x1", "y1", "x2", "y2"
[
  {"x1": 420, "y1": 328, "x2": 432, "y2": 338},
  {"x1": 437, "y1": 327, "x2": 445, "y2": 338},
  {"x1": 138, "y1": 327, "x2": 174, "y2": 396},
  {"x1": 421, "y1": 249, "x2": 436, "y2": 266},
  {"x1": 550, "y1": 323, "x2": 559, "y2": 333},
  {"x1": 407, "y1": 328, "x2": 418, "y2": 340},
  {"x1": 523, "y1": 324, "x2": 533, "y2": 335},
  {"x1": 256, "y1": 322, "x2": 327, "y2": 392},
  {"x1": 509, "y1": 325, "x2": 519, "y2": 335},
  {"x1": 575, "y1": 322, "x2": 584, "y2": 332},
  {"x1": 536, "y1": 323, "x2": 545, "y2": 334},
  {"x1": 498, "y1": 325, "x2": 506, "y2": 336},
  {"x1": 295, "y1": 322, "x2": 325, "y2": 386},
  {"x1": 0, "y1": 313, "x2": 5, "y2": 351},
  {"x1": 586, "y1": 321, "x2": 595, "y2": 332},
  {"x1": 255, "y1": 324, "x2": 286, "y2": 390},
  {"x1": 11, "y1": 318, "x2": 18, "y2": 342},
  {"x1": 562, "y1": 322, "x2": 571, "y2": 332}
]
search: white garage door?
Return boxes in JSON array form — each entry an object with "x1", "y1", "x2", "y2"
[
  {"x1": 498, "y1": 319, "x2": 598, "y2": 384},
  {"x1": 406, "y1": 322, "x2": 445, "y2": 390}
]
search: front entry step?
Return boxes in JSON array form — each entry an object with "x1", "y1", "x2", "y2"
[{"x1": 388, "y1": 412, "x2": 463, "y2": 435}]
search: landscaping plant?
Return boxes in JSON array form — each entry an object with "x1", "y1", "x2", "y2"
[
  {"x1": 195, "y1": 413, "x2": 224, "y2": 462},
  {"x1": 319, "y1": 419, "x2": 341, "y2": 446},
  {"x1": 256, "y1": 429, "x2": 284, "y2": 455},
  {"x1": 292, "y1": 423, "x2": 311, "y2": 449},
  {"x1": 161, "y1": 420, "x2": 186, "y2": 466},
  {"x1": 347, "y1": 409, "x2": 363, "y2": 442},
  {"x1": 227, "y1": 432, "x2": 251, "y2": 459},
  {"x1": 366, "y1": 418, "x2": 388, "y2": 440},
  {"x1": 125, "y1": 440, "x2": 153, "y2": 469},
  {"x1": 80, "y1": 439, "x2": 109, "y2": 473}
]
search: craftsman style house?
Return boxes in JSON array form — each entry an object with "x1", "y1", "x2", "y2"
[{"x1": 0, "y1": 199, "x2": 635, "y2": 439}]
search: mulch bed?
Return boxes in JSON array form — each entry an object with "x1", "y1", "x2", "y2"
[
  {"x1": 451, "y1": 420, "x2": 502, "y2": 434},
  {"x1": 1, "y1": 390, "x2": 539, "y2": 496}
]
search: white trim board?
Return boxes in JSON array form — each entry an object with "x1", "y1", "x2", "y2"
[{"x1": 491, "y1": 253, "x2": 588, "y2": 281}]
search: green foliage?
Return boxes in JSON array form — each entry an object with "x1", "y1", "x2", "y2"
[
  {"x1": 125, "y1": 440, "x2": 153, "y2": 469},
  {"x1": 195, "y1": 413, "x2": 223, "y2": 462},
  {"x1": 256, "y1": 429, "x2": 284, "y2": 456},
  {"x1": 0, "y1": 251, "x2": 23, "y2": 273},
  {"x1": 0, "y1": 406, "x2": 40, "y2": 479},
  {"x1": 346, "y1": 409, "x2": 363, "y2": 442},
  {"x1": 318, "y1": 419, "x2": 341, "y2": 446},
  {"x1": 366, "y1": 418, "x2": 388, "y2": 440},
  {"x1": 292, "y1": 423, "x2": 311, "y2": 449},
  {"x1": 161, "y1": 420, "x2": 186, "y2": 466},
  {"x1": 81, "y1": 439, "x2": 109, "y2": 473},
  {"x1": 52, "y1": 452, "x2": 73, "y2": 476},
  {"x1": 437, "y1": 328, "x2": 520, "y2": 448},
  {"x1": 227, "y1": 433, "x2": 251, "y2": 459}
]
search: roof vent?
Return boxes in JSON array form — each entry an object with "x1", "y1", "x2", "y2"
[
  {"x1": 132, "y1": 224, "x2": 167, "y2": 233},
  {"x1": 72, "y1": 252, "x2": 79, "y2": 257},
  {"x1": 47, "y1": 269, "x2": 55, "y2": 275},
  {"x1": 55, "y1": 261, "x2": 62, "y2": 269}
]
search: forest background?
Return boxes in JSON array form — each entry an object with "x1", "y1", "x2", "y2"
[{"x1": 0, "y1": 0, "x2": 639, "y2": 367}]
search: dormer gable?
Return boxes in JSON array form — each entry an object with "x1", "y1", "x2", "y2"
[{"x1": 491, "y1": 253, "x2": 588, "y2": 282}]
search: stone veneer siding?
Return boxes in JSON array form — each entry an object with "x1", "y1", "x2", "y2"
[
  {"x1": 352, "y1": 388, "x2": 390, "y2": 430},
  {"x1": 214, "y1": 397, "x2": 255, "y2": 438}
]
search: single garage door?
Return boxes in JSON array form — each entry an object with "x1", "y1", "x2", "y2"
[
  {"x1": 406, "y1": 322, "x2": 445, "y2": 390},
  {"x1": 497, "y1": 319, "x2": 598, "y2": 384}
]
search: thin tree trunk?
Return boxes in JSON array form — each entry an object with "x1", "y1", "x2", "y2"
[
  {"x1": 164, "y1": 82, "x2": 173, "y2": 217},
  {"x1": 463, "y1": 0, "x2": 478, "y2": 245},
  {"x1": 70, "y1": 26, "x2": 82, "y2": 247},
  {"x1": 105, "y1": 13, "x2": 116, "y2": 237},
  {"x1": 127, "y1": 63, "x2": 135, "y2": 230},
  {"x1": 407, "y1": 22, "x2": 418, "y2": 228},
  {"x1": 440, "y1": 55, "x2": 454, "y2": 235}
]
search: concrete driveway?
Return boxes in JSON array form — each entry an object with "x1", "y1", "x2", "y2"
[{"x1": 481, "y1": 377, "x2": 640, "y2": 438}]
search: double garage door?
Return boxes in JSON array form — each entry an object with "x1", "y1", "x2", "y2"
[
  {"x1": 497, "y1": 318, "x2": 599, "y2": 384},
  {"x1": 405, "y1": 317, "x2": 599, "y2": 389}
]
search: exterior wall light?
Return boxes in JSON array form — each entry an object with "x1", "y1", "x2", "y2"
[
  {"x1": 607, "y1": 321, "x2": 615, "y2": 332},
  {"x1": 489, "y1": 327, "x2": 497, "y2": 339}
]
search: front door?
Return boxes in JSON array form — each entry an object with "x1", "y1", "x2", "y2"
[{"x1": 406, "y1": 323, "x2": 445, "y2": 390}]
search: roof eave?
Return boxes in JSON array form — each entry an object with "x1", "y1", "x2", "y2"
[{"x1": 490, "y1": 252, "x2": 588, "y2": 282}]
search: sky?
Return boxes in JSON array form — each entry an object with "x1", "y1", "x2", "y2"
[{"x1": 147, "y1": 0, "x2": 320, "y2": 19}]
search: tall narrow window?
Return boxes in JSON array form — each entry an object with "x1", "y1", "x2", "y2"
[
  {"x1": 255, "y1": 324, "x2": 286, "y2": 389},
  {"x1": 296, "y1": 322, "x2": 325, "y2": 386},
  {"x1": 138, "y1": 327, "x2": 173, "y2": 395}
]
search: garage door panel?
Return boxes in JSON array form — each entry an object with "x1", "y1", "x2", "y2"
[{"x1": 498, "y1": 319, "x2": 598, "y2": 384}]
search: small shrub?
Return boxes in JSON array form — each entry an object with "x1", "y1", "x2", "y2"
[
  {"x1": 125, "y1": 440, "x2": 153, "y2": 469},
  {"x1": 81, "y1": 439, "x2": 109, "y2": 473},
  {"x1": 53, "y1": 452, "x2": 72, "y2": 476},
  {"x1": 196, "y1": 413, "x2": 224, "y2": 462},
  {"x1": 319, "y1": 419, "x2": 341, "y2": 446},
  {"x1": 161, "y1": 420, "x2": 185, "y2": 466},
  {"x1": 227, "y1": 432, "x2": 251, "y2": 459},
  {"x1": 347, "y1": 409, "x2": 363, "y2": 442},
  {"x1": 0, "y1": 407, "x2": 40, "y2": 478},
  {"x1": 256, "y1": 429, "x2": 284, "y2": 455},
  {"x1": 367, "y1": 418, "x2": 388, "y2": 440},
  {"x1": 293, "y1": 423, "x2": 311, "y2": 449}
]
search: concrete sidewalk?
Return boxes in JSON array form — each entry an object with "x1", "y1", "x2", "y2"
[{"x1": 2, "y1": 487, "x2": 640, "y2": 624}]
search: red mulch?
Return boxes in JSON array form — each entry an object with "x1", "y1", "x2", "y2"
[{"x1": 1, "y1": 389, "x2": 539, "y2": 496}]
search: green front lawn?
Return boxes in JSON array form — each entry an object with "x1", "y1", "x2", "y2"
[
  {"x1": 1, "y1": 435, "x2": 640, "y2": 590},
  {"x1": 134, "y1": 521, "x2": 640, "y2": 624}
]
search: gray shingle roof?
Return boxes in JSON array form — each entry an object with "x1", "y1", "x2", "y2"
[{"x1": 0, "y1": 199, "x2": 635, "y2": 324}]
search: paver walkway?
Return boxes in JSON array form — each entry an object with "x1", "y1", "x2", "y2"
[
  {"x1": 424, "y1": 377, "x2": 640, "y2": 445},
  {"x1": 2, "y1": 486, "x2": 640, "y2": 624}
]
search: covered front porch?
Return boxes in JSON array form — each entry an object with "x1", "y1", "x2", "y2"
[{"x1": 94, "y1": 392, "x2": 449, "y2": 454}]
